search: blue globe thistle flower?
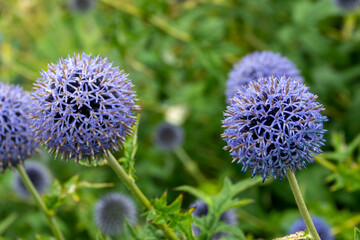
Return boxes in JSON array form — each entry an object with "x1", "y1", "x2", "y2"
[
  {"x1": 13, "y1": 161, "x2": 51, "y2": 198},
  {"x1": 226, "y1": 51, "x2": 302, "y2": 101},
  {"x1": 290, "y1": 217, "x2": 333, "y2": 240},
  {"x1": 68, "y1": 0, "x2": 96, "y2": 12},
  {"x1": 0, "y1": 83, "x2": 37, "y2": 171},
  {"x1": 30, "y1": 53, "x2": 139, "y2": 163},
  {"x1": 222, "y1": 76, "x2": 327, "y2": 180},
  {"x1": 190, "y1": 200, "x2": 238, "y2": 239},
  {"x1": 94, "y1": 193, "x2": 137, "y2": 236},
  {"x1": 333, "y1": 0, "x2": 360, "y2": 10},
  {"x1": 154, "y1": 122, "x2": 184, "y2": 151}
]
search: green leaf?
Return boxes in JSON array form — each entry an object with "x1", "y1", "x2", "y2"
[
  {"x1": 122, "y1": 220, "x2": 161, "y2": 240},
  {"x1": 120, "y1": 112, "x2": 141, "y2": 178},
  {"x1": 230, "y1": 176, "x2": 264, "y2": 197},
  {"x1": 149, "y1": 192, "x2": 195, "y2": 240},
  {"x1": 213, "y1": 222, "x2": 246, "y2": 240},
  {"x1": 175, "y1": 185, "x2": 212, "y2": 204},
  {"x1": 95, "y1": 231, "x2": 110, "y2": 240},
  {"x1": 44, "y1": 175, "x2": 113, "y2": 212},
  {"x1": 224, "y1": 198, "x2": 254, "y2": 212},
  {"x1": 78, "y1": 158, "x2": 107, "y2": 167},
  {"x1": 181, "y1": 177, "x2": 255, "y2": 240},
  {"x1": 35, "y1": 235, "x2": 56, "y2": 240},
  {"x1": 354, "y1": 227, "x2": 360, "y2": 240}
]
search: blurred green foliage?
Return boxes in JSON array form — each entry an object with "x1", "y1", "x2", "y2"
[{"x1": 1, "y1": 0, "x2": 360, "y2": 239}]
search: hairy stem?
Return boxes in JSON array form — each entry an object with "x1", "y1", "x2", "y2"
[
  {"x1": 16, "y1": 164, "x2": 64, "y2": 240},
  {"x1": 286, "y1": 169, "x2": 320, "y2": 240},
  {"x1": 106, "y1": 152, "x2": 178, "y2": 240}
]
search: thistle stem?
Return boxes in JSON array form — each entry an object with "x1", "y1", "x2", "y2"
[
  {"x1": 174, "y1": 147, "x2": 207, "y2": 185},
  {"x1": 16, "y1": 164, "x2": 64, "y2": 240},
  {"x1": 106, "y1": 152, "x2": 178, "y2": 240},
  {"x1": 342, "y1": 13, "x2": 357, "y2": 40},
  {"x1": 101, "y1": 0, "x2": 192, "y2": 42},
  {"x1": 286, "y1": 169, "x2": 320, "y2": 240}
]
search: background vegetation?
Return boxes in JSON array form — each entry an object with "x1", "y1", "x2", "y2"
[{"x1": 1, "y1": 0, "x2": 360, "y2": 239}]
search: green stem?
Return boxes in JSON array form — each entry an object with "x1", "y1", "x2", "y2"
[
  {"x1": 314, "y1": 155, "x2": 337, "y2": 172},
  {"x1": 101, "y1": 0, "x2": 192, "y2": 42},
  {"x1": 106, "y1": 152, "x2": 178, "y2": 240},
  {"x1": 0, "y1": 213, "x2": 17, "y2": 235},
  {"x1": 342, "y1": 13, "x2": 357, "y2": 40},
  {"x1": 16, "y1": 164, "x2": 64, "y2": 240},
  {"x1": 174, "y1": 147, "x2": 207, "y2": 185},
  {"x1": 286, "y1": 169, "x2": 320, "y2": 240}
]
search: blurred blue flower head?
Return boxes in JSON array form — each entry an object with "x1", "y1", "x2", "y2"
[
  {"x1": 190, "y1": 200, "x2": 238, "y2": 239},
  {"x1": 95, "y1": 193, "x2": 137, "y2": 236},
  {"x1": 333, "y1": 0, "x2": 360, "y2": 10},
  {"x1": 154, "y1": 122, "x2": 184, "y2": 151},
  {"x1": 13, "y1": 161, "x2": 51, "y2": 198},
  {"x1": 222, "y1": 76, "x2": 327, "y2": 180},
  {"x1": 31, "y1": 53, "x2": 139, "y2": 163},
  {"x1": 68, "y1": 0, "x2": 96, "y2": 12},
  {"x1": 226, "y1": 51, "x2": 302, "y2": 101},
  {"x1": 290, "y1": 217, "x2": 333, "y2": 240},
  {"x1": 0, "y1": 83, "x2": 37, "y2": 171}
]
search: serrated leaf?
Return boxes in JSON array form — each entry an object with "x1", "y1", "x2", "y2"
[
  {"x1": 120, "y1": 112, "x2": 141, "y2": 177},
  {"x1": 149, "y1": 192, "x2": 195, "y2": 240},
  {"x1": 43, "y1": 180, "x2": 62, "y2": 211},
  {"x1": 44, "y1": 175, "x2": 113, "y2": 212},
  {"x1": 347, "y1": 134, "x2": 360, "y2": 157}
]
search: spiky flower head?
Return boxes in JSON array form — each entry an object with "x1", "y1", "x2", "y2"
[
  {"x1": 94, "y1": 193, "x2": 137, "y2": 236},
  {"x1": 222, "y1": 76, "x2": 327, "y2": 180},
  {"x1": 13, "y1": 161, "x2": 51, "y2": 198},
  {"x1": 154, "y1": 122, "x2": 184, "y2": 151},
  {"x1": 30, "y1": 53, "x2": 139, "y2": 163},
  {"x1": 0, "y1": 83, "x2": 37, "y2": 171},
  {"x1": 290, "y1": 217, "x2": 333, "y2": 240},
  {"x1": 333, "y1": 0, "x2": 360, "y2": 10},
  {"x1": 190, "y1": 200, "x2": 238, "y2": 239},
  {"x1": 226, "y1": 51, "x2": 302, "y2": 101},
  {"x1": 68, "y1": 0, "x2": 96, "y2": 12}
]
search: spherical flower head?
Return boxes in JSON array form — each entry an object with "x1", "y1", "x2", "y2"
[
  {"x1": 94, "y1": 193, "x2": 137, "y2": 236},
  {"x1": 154, "y1": 122, "x2": 184, "y2": 151},
  {"x1": 0, "y1": 83, "x2": 37, "y2": 171},
  {"x1": 333, "y1": 0, "x2": 360, "y2": 10},
  {"x1": 68, "y1": 0, "x2": 96, "y2": 12},
  {"x1": 190, "y1": 200, "x2": 238, "y2": 239},
  {"x1": 222, "y1": 76, "x2": 327, "y2": 180},
  {"x1": 226, "y1": 51, "x2": 302, "y2": 101},
  {"x1": 289, "y1": 217, "x2": 333, "y2": 240},
  {"x1": 31, "y1": 53, "x2": 139, "y2": 163},
  {"x1": 13, "y1": 161, "x2": 51, "y2": 198}
]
